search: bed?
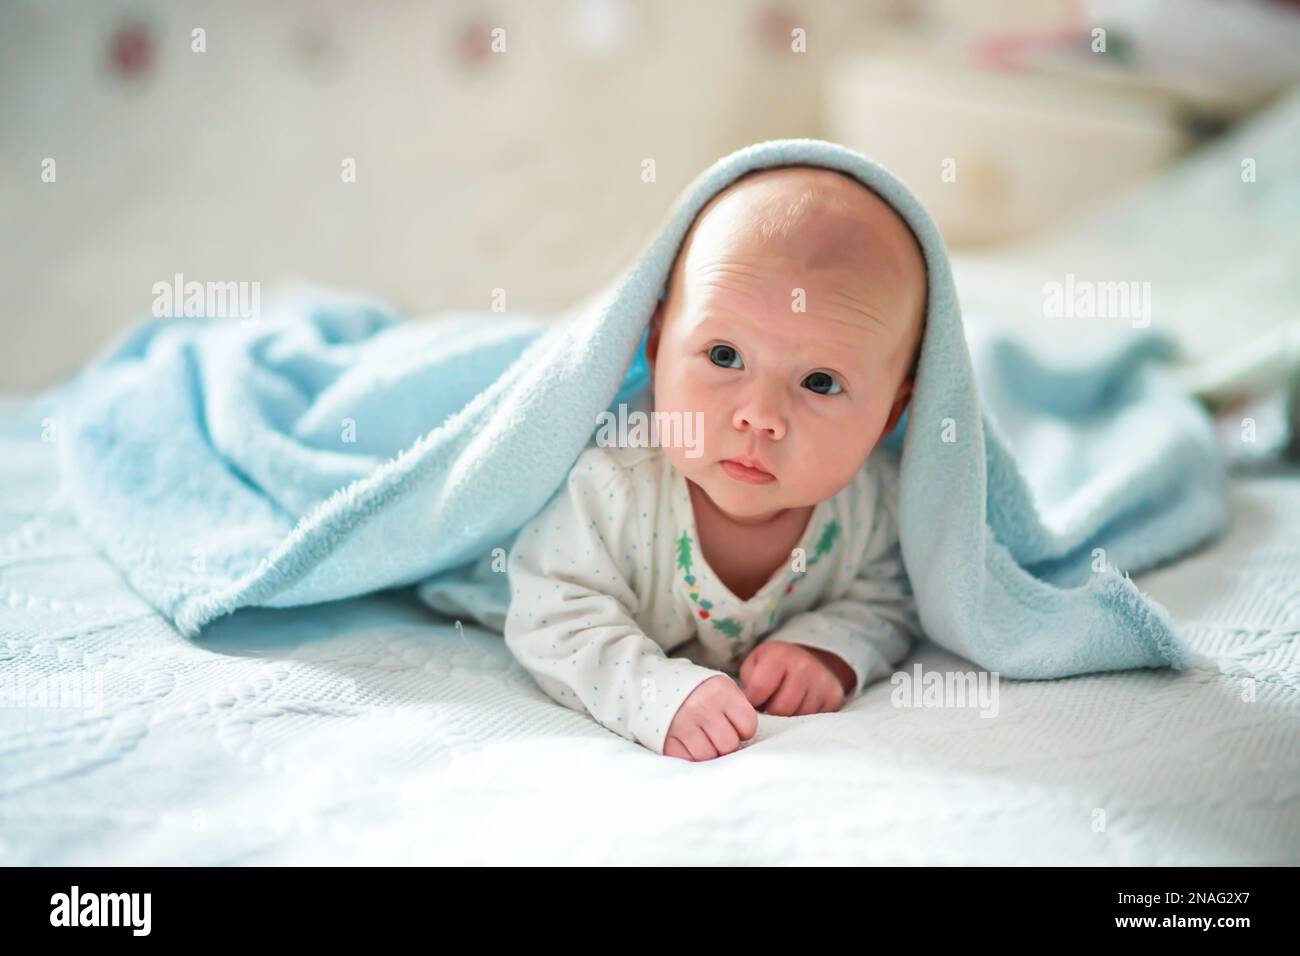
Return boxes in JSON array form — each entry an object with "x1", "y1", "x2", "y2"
[
  {"x1": 1, "y1": 402, "x2": 1296, "y2": 864},
  {"x1": 3, "y1": 90, "x2": 1299, "y2": 867}
]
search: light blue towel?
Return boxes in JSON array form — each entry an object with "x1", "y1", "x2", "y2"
[{"x1": 50, "y1": 139, "x2": 1226, "y2": 676}]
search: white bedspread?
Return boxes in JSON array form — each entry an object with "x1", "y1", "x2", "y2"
[{"x1": 1, "y1": 399, "x2": 1296, "y2": 864}]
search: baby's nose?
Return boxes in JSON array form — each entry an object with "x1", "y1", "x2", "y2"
[{"x1": 734, "y1": 388, "x2": 787, "y2": 439}]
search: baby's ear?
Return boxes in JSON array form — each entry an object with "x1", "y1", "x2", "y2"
[
  {"x1": 883, "y1": 374, "x2": 913, "y2": 435},
  {"x1": 646, "y1": 301, "x2": 664, "y2": 368}
]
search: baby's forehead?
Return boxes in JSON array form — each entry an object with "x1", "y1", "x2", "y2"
[
  {"x1": 662, "y1": 166, "x2": 928, "y2": 373},
  {"x1": 685, "y1": 168, "x2": 923, "y2": 280},
  {"x1": 673, "y1": 166, "x2": 926, "y2": 314}
]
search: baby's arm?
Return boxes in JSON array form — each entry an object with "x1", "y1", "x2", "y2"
[
  {"x1": 753, "y1": 461, "x2": 921, "y2": 703},
  {"x1": 504, "y1": 448, "x2": 731, "y2": 756},
  {"x1": 762, "y1": 542, "x2": 919, "y2": 701}
]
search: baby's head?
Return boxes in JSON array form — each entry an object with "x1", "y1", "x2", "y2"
[{"x1": 646, "y1": 165, "x2": 927, "y2": 524}]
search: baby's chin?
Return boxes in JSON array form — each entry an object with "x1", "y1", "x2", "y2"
[{"x1": 673, "y1": 455, "x2": 811, "y2": 521}]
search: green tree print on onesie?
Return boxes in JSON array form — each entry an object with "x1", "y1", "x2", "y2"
[
  {"x1": 676, "y1": 530, "x2": 743, "y2": 636},
  {"x1": 711, "y1": 616, "x2": 743, "y2": 638},
  {"x1": 675, "y1": 530, "x2": 692, "y2": 578},
  {"x1": 677, "y1": 518, "x2": 841, "y2": 646},
  {"x1": 767, "y1": 518, "x2": 840, "y2": 626},
  {"x1": 813, "y1": 519, "x2": 840, "y2": 561}
]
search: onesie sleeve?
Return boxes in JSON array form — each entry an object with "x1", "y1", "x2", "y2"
[
  {"x1": 504, "y1": 446, "x2": 724, "y2": 755},
  {"x1": 765, "y1": 454, "x2": 921, "y2": 700}
]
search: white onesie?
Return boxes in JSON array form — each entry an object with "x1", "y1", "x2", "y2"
[{"x1": 502, "y1": 441, "x2": 922, "y2": 756}]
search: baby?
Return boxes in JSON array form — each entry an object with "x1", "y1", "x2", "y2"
[{"x1": 504, "y1": 165, "x2": 928, "y2": 760}]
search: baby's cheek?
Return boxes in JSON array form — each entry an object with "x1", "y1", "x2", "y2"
[
  {"x1": 800, "y1": 432, "x2": 869, "y2": 494},
  {"x1": 676, "y1": 374, "x2": 715, "y2": 413}
]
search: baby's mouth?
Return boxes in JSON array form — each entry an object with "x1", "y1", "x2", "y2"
[{"x1": 719, "y1": 457, "x2": 775, "y2": 484}]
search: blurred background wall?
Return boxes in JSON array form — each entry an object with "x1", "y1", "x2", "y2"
[{"x1": 3, "y1": 0, "x2": 1300, "y2": 392}]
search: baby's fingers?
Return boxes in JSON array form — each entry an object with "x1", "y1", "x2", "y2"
[
  {"x1": 668, "y1": 723, "x2": 719, "y2": 762},
  {"x1": 765, "y1": 677, "x2": 809, "y2": 717},
  {"x1": 725, "y1": 698, "x2": 759, "y2": 742},
  {"x1": 794, "y1": 667, "x2": 849, "y2": 715},
  {"x1": 795, "y1": 689, "x2": 832, "y2": 716},
  {"x1": 740, "y1": 656, "x2": 785, "y2": 710},
  {"x1": 702, "y1": 713, "x2": 741, "y2": 756},
  {"x1": 663, "y1": 736, "x2": 693, "y2": 760}
]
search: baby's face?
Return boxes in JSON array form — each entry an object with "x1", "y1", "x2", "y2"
[{"x1": 646, "y1": 166, "x2": 926, "y2": 525}]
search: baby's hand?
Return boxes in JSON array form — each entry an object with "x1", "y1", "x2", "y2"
[
  {"x1": 739, "y1": 640, "x2": 847, "y2": 716},
  {"x1": 663, "y1": 674, "x2": 758, "y2": 761}
]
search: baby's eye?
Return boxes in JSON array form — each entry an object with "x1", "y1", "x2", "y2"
[
  {"x1": 708, "y1": 344, "x2": 743, "y2": 369},
  {"x1": 803, "y1": 371, "x2": 843, "y2": 395}
]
